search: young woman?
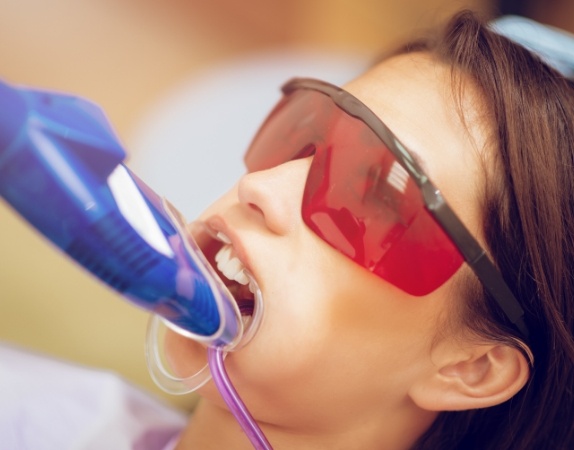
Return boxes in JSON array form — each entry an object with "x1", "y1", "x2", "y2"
[{"x1": 162, "y1": 10, "x2": 574, "y2": 449}]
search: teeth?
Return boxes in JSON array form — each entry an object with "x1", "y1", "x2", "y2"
[
  {"x1": 216, "y1": 232, "x2": 232, "y2": 244},
  {"x1": 215, "y1": 244, "x2": 249, "y2": 286},
  {"x1": 234, "y1": 269, "x2": 249, "y2": 285},
  {"x1": 215, "y1": 244, "x2": 231, "y2": 264}
]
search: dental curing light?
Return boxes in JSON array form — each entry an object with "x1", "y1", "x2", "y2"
[
  {"x1": 0, "y1": 79, "x2": 270, "y2": 449},
  {"x1": 0, "y1": 79, "x2": 242, "y2": 346}
]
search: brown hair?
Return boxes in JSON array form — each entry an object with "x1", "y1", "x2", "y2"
[{"x1": 403, "y1": 10, "x2": 574, "y2": 450}]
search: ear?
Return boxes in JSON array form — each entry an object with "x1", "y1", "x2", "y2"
[{"x1": 408, "y1": 343, "x2": 530, "y2": 411}]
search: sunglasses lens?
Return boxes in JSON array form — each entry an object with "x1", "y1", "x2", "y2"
[
  {"x1": 245, "y1": 90, "x2": 332, "y2": 171},
  {"x1": 245, "y1": 88, "x2": 464, "y2": 296}
]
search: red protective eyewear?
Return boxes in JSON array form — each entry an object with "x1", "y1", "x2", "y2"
[{"x1": 244, "y1": 78, "x2": 529, "y2": 341}]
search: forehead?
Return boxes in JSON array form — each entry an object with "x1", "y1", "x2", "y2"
[{"x1": 343, "y1": 52, "x2": 489, "y2": 238}]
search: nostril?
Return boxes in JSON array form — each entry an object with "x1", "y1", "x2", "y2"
[
  {"x1": 293, "y1": 143, "x2": 316, "y2": 160},
  {"x1": 248, "y1": 202, "x2": 264, "y2": 215},
  {"x1": 237, "y1": 158, "x2": 311, "y2": 235}
]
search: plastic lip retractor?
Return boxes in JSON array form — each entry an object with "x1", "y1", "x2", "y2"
[
  {"x1": 144, "y1": 205, "x2": 265, "y2": 394},
  {"x1": 0, "y1": 77, "x2": 263, "y2": 388},
  {"x1": 142, "y1": 201, "x2": 265, "y2": 394},
  {"x1": 145, "y1": 272, "x2": 264, "y2": 395}
]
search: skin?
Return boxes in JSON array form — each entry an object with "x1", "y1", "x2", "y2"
[{"x1": 166, "y1": 52, "x2": 529, "y2": 449}]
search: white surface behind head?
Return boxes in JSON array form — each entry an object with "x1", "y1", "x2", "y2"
[{"x1": 128, "y1": 51, "x2": 367, "y2": 219}]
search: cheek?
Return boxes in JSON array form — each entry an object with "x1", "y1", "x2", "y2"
[
  {"x1": 212, "y1": 245, "x2": 343, "y2": 389},
  {"x1": 224, "y1": 245, "x2": 390, "y2": 386}
]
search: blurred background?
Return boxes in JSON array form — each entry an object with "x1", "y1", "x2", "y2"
[{"x1": 0, "y1": 0, "x2": 571, "y2": 411}]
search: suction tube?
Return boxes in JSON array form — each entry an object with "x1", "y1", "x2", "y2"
[{"x1": 0, "y1": 79, "x2": 242, "y2": 347}]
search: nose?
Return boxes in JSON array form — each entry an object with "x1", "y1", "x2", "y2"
[{"x1": 237, "y1": 157, "x2": 312, "y2": 235}]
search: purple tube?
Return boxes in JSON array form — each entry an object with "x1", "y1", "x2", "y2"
[{"x1": 207, "y1": 347, "x2": 272, "y2": 449}]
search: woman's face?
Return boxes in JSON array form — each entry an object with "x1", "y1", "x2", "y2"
[{"x1": 166, "y1": 52, "x2": 489, "y2": 432}]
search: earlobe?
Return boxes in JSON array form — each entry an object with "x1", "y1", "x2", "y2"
[{"x1": 409, "y1": 344, "x2": 530, "y2": 411}]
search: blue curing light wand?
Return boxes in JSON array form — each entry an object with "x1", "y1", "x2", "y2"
[{"x1": 0, "y1": 79, "x2": 243, "y2": 349}]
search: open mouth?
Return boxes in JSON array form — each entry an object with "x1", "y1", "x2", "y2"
[
  {"x1": 215, "y1": 242, "x2": 257, "y2": 317},
  {"x1": 197, "y1": 229, "x2": 257, "y2": 319}
]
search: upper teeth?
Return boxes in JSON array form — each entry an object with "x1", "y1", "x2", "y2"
[
  {"x1": 216, "y1": 231, "x2": 232, "y2": 244},
  {"x1": 215, "y1": 243, "x2": 249, "y2": 286}
]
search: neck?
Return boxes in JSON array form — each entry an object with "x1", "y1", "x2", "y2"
[{"x1": 175, "y1": 398, "x2": 437, "y2": 450}]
